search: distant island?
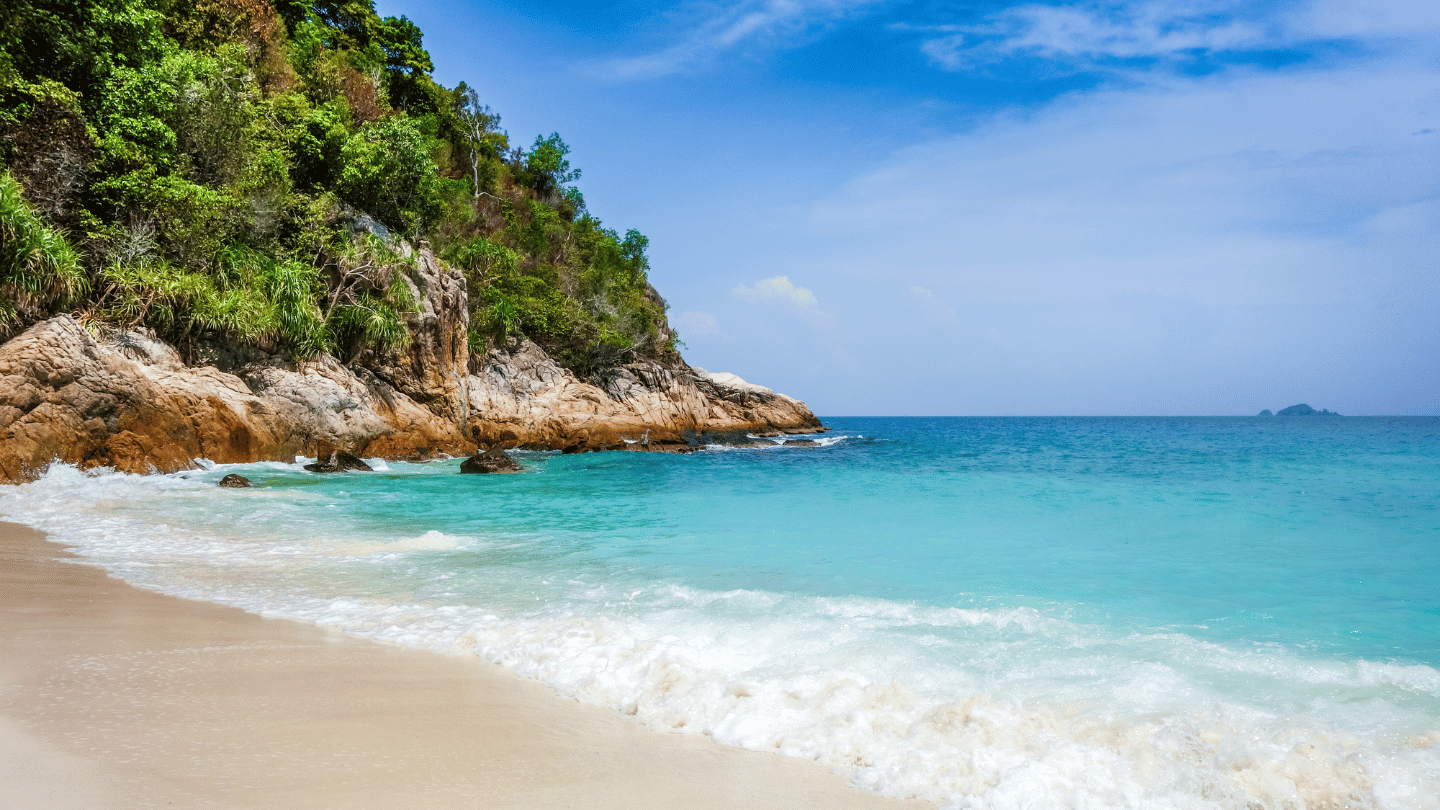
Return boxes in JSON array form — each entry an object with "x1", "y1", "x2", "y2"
[{"x1": 1258, "y1": 404, "x2": 1341, "y2": 416}]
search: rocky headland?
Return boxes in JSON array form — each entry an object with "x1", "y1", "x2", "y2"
[{"x1": 0, "y1": 247, "x2": 821, "y2": 483}]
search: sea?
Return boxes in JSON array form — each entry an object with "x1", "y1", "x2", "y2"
[{"x1": 3, "y1": 416, "x2": 1438, "y2": 809}]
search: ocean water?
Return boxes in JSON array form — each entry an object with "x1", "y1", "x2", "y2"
[{"x1": 4, "y1": 416, "x2": 1439, "y2": 809}]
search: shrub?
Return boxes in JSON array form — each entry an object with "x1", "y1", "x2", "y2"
[
  {"x1": 336, "y1": 115, "x2": 442, "y2": 237},
  {"x1": 0, "y1": 171, "x2": 87, "y2": 324}
]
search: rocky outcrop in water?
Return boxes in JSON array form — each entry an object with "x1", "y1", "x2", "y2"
[
  {"x1": 304, "y1": 442, "x2": 374, "y2": 473},
  {"x1": 0, "y1": 249, "x2": 822, "y2": 483},
  {"x1": 1275, "y1": 404, "x2": 1340, "y2": 416},
  {"x1": 467, "y1": 343, "x2": 821, "y2": 452},
  {"x1": 459, "y1": 447, "x2": 522, "y2": 474}
]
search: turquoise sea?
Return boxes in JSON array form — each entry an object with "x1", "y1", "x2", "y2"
[{"x1": 4, "y1": 416, "x2": 1439, "y2": 808}]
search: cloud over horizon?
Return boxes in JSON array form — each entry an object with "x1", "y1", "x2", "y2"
[{"x1": 794, "y1": 54, "x2": 1440, "y2": 413}]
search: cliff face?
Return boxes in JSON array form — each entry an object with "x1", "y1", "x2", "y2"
[{"x1": 0, "y1": 248, "x2": 821, "y2": 482}]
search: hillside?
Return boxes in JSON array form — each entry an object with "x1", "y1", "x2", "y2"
[{"x1": 0, "y1": 0, "x2": 821, "y2": 480}]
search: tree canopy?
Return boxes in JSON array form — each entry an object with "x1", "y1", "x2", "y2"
[{"x1": 0, "y1": 0, "x2": 677, "y2": 373}]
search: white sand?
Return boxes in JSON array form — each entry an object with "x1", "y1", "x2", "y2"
[{"x1": 0, "y1": 522, "x2": 931, "y2": 810}]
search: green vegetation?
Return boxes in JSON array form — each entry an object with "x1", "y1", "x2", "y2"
[{"x1": 0, "y1": 0, "x2": 676, "y2": 371}]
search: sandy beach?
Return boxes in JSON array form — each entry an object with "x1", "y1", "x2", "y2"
[{"x1": 0, "y1": 521, "x2": 928, "y2": 810}]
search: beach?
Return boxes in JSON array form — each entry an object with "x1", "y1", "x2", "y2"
[
  {"x1": 2, "y1": 418, "x2": 1437, "y2": 808},
  {"x1": 0, "y1": 521, "x2": 929, "y2": 810}
]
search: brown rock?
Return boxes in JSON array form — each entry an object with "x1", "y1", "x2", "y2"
[
  {"x1": 358, "y1": 248, "x2": 472, "y2": 436},
  {"x1": 0, "y1": 316, "x2": 473, "y2": 483},
  {"x1": 459, "y1": 447, "x2": 521, "y2": 474},
  {"x1": 218, "y1": 474, "x2": 252, "y2": 488},
  {"x1": 466, "y1": 341, "x2": 822, "y2": 453}
]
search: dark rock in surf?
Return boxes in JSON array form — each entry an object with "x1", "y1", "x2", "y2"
[
  {"x1": 218, "y1": 473, "x2": 252, "y2": 488},
  {"x1": 460, "y1": 446, "x2": 521, "y2": 474},
  {"x1": 784, "y1": 438, "x2": 819, "y2": 446},
  {"x1": 304, "y1": 449, "x2": 373, "y2": 473}
]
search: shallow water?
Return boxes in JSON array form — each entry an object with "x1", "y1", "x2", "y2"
[{"x1": 5, "y1": 416, "x2": 1439, "y2": 808}]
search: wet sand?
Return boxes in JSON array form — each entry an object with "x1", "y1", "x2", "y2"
[{"x1": 0, "y1": 522, "x2": 930, "y2": 810}]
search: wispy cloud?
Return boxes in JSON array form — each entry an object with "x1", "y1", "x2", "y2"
[
  {"x1": 925, "y1": 1, "x2": 1269, "y2": 70},
  {"x1": 735, "y1": 275, "x2": 821, "y2": 312},
  {"x1": 910, "y1": 286, "x2": 958, "y2": 324},
  {"x1": 673, "y1": 310, "x2": 722, "y2": 337},
  {"x1": 913, "y1": 0, "x2": 1440, "y2": 73},
  {"x1": 602, "y1": 0, "x2": 888, "y2": 79}
]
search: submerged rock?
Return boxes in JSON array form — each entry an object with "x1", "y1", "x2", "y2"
[
  {"x1": 218, "y1": 473, "x2": 252, "y2": 488},
  {"x1": 784, "y1": 438, "x2": 819, "y2": 446},
  {"x1": 459, "y1": 447, "x2": 521, "y2": 474}
]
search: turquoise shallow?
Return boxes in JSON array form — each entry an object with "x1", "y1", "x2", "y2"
[{"x1": 5, "y1": 416, "x2": 1439, "y2": 808}]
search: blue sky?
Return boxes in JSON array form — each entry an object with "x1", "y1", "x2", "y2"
[{"x1": 379, "y1": 0, "x2": 1439, "y2": 415}]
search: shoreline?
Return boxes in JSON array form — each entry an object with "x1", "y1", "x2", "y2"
[{"x1": 0, "y1": 521, "x2": 930, "y2": 810}]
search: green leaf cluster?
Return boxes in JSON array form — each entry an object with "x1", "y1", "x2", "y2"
[{"x1": 0, "y1": 0, "x2": 677, "y2": 374}]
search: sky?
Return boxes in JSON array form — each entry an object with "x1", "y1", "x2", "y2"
[{"x1": 378, "y1": 0, "x2": 1439, "y2": 415}]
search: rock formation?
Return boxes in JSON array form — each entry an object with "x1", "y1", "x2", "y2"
[
  {"x1": 0, "y1": 247, "x2": 824, "y2": 483},
  {"x1": 0, "y1": 314, "x2": 468, "y2": 481},
  {"x1": 304, "y1": 441, "x2": 374, "y2": 473},
  {"x1": 459, "y1": 447, "x2": 522, "y2": 474},
  {"x1": 1275, "y1": 404, "x2": 1340, "y2": 416},
  {"x1": 218, "y1": 474, "x2": 252, "y2": 488},
  {"x1": 467, "y1": 344, "x2": 820, "y2": 452}
]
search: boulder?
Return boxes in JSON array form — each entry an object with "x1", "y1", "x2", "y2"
[
  {"x1": 459, "y1": 447, "x2": 521, "y2": 474},
  {"x1": 304, "y1": 442, "x2": 373, "y2": 473},
  {"x1": 218, "y1": 474, "x2": 252, "y2": 488}
]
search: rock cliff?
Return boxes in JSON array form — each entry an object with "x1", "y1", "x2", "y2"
[{"x1": 0, "y1": 250, "x2": 822, "y2": 482}]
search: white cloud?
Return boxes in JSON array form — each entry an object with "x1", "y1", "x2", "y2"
[
  {"x1": 602, "y1": 0, "x2": 887, "y2": 79},
  {"x1": 910, "y1": 286, "x2": 958, "y2": 324},
  {"x1": 673, "y1": 310, "x2": 722, "y2": 337},
  {"x1": 735, "y1": 275, "x2": 821, "y2": 311}
]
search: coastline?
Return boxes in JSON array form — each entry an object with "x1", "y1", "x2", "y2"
[{"x1": 0, "y1": 521, "x2": 930, "y2": 810}]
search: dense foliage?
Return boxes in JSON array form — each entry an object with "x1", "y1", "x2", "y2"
[{"x1": 0, "y1": 0, "x2": 676, "y2": 370}]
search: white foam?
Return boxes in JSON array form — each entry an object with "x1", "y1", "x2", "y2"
[
  {"x1": 324, "y1": 530, "x2": 469, "y2": 556},
  {"x1": 2, "y1": 464, "x2": 1438, "y2": 810}
]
